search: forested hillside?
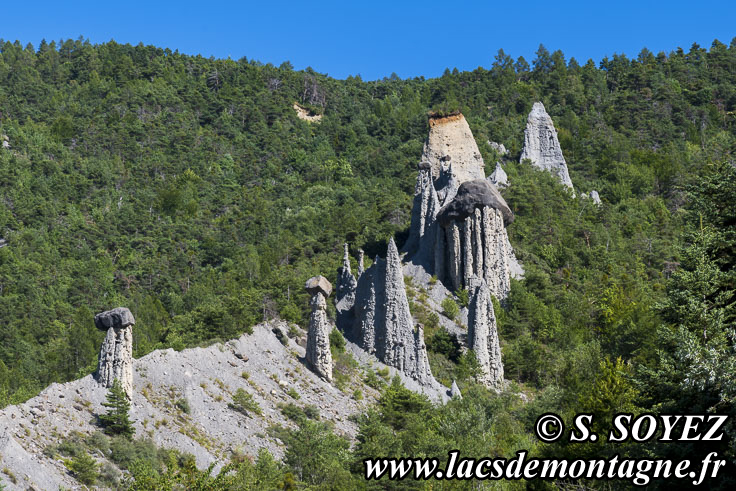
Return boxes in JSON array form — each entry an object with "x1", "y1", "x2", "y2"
[{"x1": 1, "y1": 37, "x2": 735, "y2": 487}]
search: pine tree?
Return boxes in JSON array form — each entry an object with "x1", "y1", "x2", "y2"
[{"x1": 98, "y1": 379, "x2": 135, "y2": 438}]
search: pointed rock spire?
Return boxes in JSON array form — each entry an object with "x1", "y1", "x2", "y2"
[
  {"x1": 520, "y1": 102, "x2": 574, "y2": 192},
  {"x1": 357, "y1": 249, "x2": 365, "y2": 276},
  {"x1": 335, "y1": 244, "x2": 357, "y2": 335},
  {"x1": 489, "y1": 162, "x2": 508, "y2": 188},
  {"x1": 351, "y1": 238, "x2": 436, "y2": 387},
  {"x1": 467, "y1": 277, "x2": 504, "y2": 391},
  {"x1": 450, "y1": 380, "x2": 462, "y2": 399}
]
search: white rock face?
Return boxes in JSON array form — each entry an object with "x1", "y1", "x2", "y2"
[
  {"x1": 306, "y1": 291, "x2": 333, "y2": 382},
  {"x1": 422, "y1": 114, "x2": 486, "y2": 204},
  {"x1": 94, "y1": 308, "x2": 135, "y2": 399},
  {"x1": 590, "y1": 190, "x2": 601, "y2": 205},
  {"x1": 450, "y1": 380, "x2": 462, "y2": 399},
  {"x1": 467, "y1": 277, "x2": 504, "y2": 391},
  {"x1": 520, "y1": 102, "x2": 574, "y2": 192},
  {"x1": 489, "y1": 163, "x2": 508, "y2": 188}
]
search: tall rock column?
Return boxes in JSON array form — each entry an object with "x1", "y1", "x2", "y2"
[
  {"x1": 467, "y1": 277, "x2": 504, "y2": 391},
  {"x1": 305, "y1": 276, "x2": 334, "y2": 382},
  {"x1": 95, "y1": 307, "x2": 135, "y2": 399}
]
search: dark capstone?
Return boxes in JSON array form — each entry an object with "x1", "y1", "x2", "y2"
[
  {"x1": 437, "y1": 179, "x2": 514, "y2": 227},
  {"x1": 94, "y1": 307, "x2": 135, "y2": 331},
  {"x1": 417, "y1": 161, "x2": 431, "y2": 170}
]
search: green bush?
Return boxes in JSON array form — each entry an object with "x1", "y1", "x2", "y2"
[
  {"x1": 441, "y1": 297, "x2": 459, "y2": 320},
  {"x1": 229, "y1": 388, "x2": 262, "y2": 416},
  {"x1": 66, "y1": 452, "x2": 99, "y2": 486},
  {"x1": 329, "y1": 328, "x2": 346, "y2": 353}
]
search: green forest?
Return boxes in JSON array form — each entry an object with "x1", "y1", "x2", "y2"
[{"x1": 0, "y1": 37, "x2": 735, "y2": 488}]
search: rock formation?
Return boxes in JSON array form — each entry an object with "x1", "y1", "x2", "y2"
[
  {"x1": 489, "y1": 163, "x2": 508, "y2": 188},
  {"x1": 450, "y1": 380, "x2": 462, "y2": 399},
  {"x1": 305, "y1": 276, "x2": 333, "y2": 382},
  {"x1": 357, "y1": 249, "x2": 365, "y2": 276},
  {"x1": 1, "y1": 135, "x2": 9, "y2": 150},
  {"x1": 349, "y1": 238, "x2": 435, "y2": 386},
  {"x1": 95, "y1": 307, "x2": 135, "y2": 399},
  {"x1": 488, "y1": 141, "x2": 508, "y2": 156},
  {"x1": 589, "y1": 190, "x2": 601, "y2": 205},
  {"x1": 335, "y1": 244, "x2": 357, "y2": 331},
  {"x1": 466, "y1": 277, "x2": 504, "y2": 391},
  {"x1": 404, "y1": 112, "x2": 522, "y2": 299},
  {"x1": 520, "y1": 102, "x2": 574, "y2": 193},
  {"x1": 434, "y1": 180, "x2": 514, "y2": 299},
  {"x1": 421, "y1": 113, "x2": 486, "y2": 204}
]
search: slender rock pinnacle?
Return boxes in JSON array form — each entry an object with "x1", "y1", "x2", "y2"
[
  {"x1": 95, "y1": 307, "x2": 135, "y2": 399},
  {"x1": 305, "y1": 276, "x2": 333, "y2": 382}
]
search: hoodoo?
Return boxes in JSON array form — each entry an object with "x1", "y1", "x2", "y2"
[
  {"x1": 95, "y1": 307, "x2": 135, "y2": 399},
  {"x1": 520, "y1": 102, "x2": 574, "y2": 192},
  {"x1": 404, "y1": 112, "x2": 522, "y2": 300},
  {"x1": 305, "y1": 275, "x2": 333, "y2": 381}
]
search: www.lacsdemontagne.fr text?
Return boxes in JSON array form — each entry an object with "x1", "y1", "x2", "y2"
[{"x1": 364, "y1": 450, "x2": 726, "y2": 486}]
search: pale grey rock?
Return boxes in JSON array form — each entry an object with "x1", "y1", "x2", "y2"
[
  {"x1": 422, "y1": 114, "x2": 486, "y2": 188},
  {"x1": 467, "y1": 277, "x2": 504, "y2": 391},
  {"x1": 357, "y1": 249, "x2": 365, "y2": 276},
  {"x1": 350, "y1": 238, "x2": 436, "y2": 387},
  {"x1": 520, "y1": 102, "x2": 574, "y2": 193},
  {"x1": 1, "y1": 135, "x2": 9, "y2": 149},
  {"x1": 489, "y1": 162, "x2": 508, "y2": 188},
  {"x1": 590, "y1": 190, "x2": 601, "y2": 205},
  {"x1": 306, "y1": 292, "x2": 333, "y2": 382},
  {"x1": 488, "y1": 141, "x2": 508, "y2": 156},
  {"x1": 335, "y1": 245, "x2": 357, "y2": 332},
  {"x1": 450, "y1": 380, "x2": 462, "y2": 399},
  {"x1": 305, "y1": 275, "x2": 332, "y2": 298},
  {"x1": 95, "y1": 307, "x2": 135, "y2": 399}
]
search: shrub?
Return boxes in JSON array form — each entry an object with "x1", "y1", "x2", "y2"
[
  {"x1": 329, "y1": 328, "x2": 346, "y2": 353},
  {"x1": 441, "y1": 297, "x2": 459, "y2": 320},
  {"x1": 66, "y1": 452, "x2": 99, "y2": 486},
  {"x1": 229, "y1": 388, "x2": 262, "y2": 416},
  {"x1": 175, "y1": 398, "x2": 191, "y2": 414},
  {"x1": 455, "y1": 288, "x2": 469, "y2": 307}
]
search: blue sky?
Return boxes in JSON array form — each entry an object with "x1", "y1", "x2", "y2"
[{"x1": 3, "y1": 1, "x2": 735, "y2": 80}]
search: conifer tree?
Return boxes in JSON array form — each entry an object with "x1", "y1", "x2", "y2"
[{"x1": 98, "y1": 379, "x2": 134, "y2": 438}]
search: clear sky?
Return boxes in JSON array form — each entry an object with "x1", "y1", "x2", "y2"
[{"x1": 2, "y1": 1, "x2": 735, "y2": 80}]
